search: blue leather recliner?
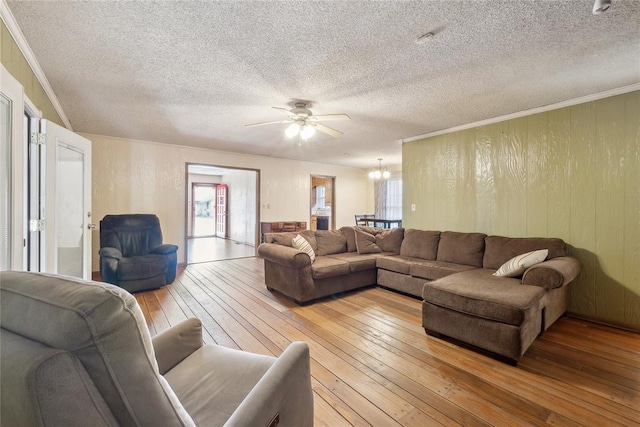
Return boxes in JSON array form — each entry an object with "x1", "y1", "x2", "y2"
[{"x1": 99, "y1": 214, "x2": 178, "y2": 292}]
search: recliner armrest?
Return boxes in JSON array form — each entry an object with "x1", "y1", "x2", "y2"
[
  {"x1": 99, "y1": 247, "x2": 122, "y2": 260},
  {"x1": 152, "y1": 318, "x2": 204, "y2": 375},
  {"x1": 224, "y1": 341, "x2": 313, "y2": 427},
  {"x1": 151, "y1": 244, "x2": 179, "y2": 255}
]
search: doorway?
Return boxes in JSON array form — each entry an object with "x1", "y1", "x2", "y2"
[
  {"x1": 192, "y1": 183, "x2": 216, "y2": 237},
  {"x1": 186, "y1": 164, "x2": 259, "y2": 264},
  {"x1": 310, "y1": 175, "x2": 335, "y2": 230}
]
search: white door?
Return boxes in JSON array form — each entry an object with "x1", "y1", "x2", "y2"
[{"x1": 43, "y1": 120, "x2": 92, "y2": 279}]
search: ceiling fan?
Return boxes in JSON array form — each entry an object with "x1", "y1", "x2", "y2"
[{"x1": 245, "y1": 102, "x2": 350, "y2": 139}]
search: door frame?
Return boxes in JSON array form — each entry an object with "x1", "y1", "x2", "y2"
[{"x1": 184, "y1": 163, "x2": 261, "y2": 264}]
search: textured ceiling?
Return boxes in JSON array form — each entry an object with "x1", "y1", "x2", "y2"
[{"x1": 6, "y1": 0, "x2": 640, "y2": 169}]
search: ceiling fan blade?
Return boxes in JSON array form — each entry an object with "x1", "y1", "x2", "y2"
[
  {"x1": 310, "y1": 114, "x2": 351, "y2": 122},
  {"x1": 244, "y1": 120, "x2": 290, "y2": 128},
  {"x1": 314, "y1": 123, "x2": 343, "y2": 138}
]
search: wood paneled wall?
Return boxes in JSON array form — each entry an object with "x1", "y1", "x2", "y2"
[
  {"x1": 403, "y1": 91, "x2": 640, "y2": 328},
  {"x1": 1, "y1": 21, "x2": 62, "y2": 125}
]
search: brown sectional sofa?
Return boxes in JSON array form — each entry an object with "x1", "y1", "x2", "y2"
[{"x1": 258, "y1": 227, "x2": 581, "y2": 363}]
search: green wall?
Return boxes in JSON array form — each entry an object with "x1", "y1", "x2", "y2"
[
  {"x1": 1, "y1": 20, "x2": 63, "y2": 125},
  {"x1": 404, "y1": 91, "x2": 640, "y2": 328}
]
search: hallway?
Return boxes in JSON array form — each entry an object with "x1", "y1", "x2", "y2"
[{"x1": 187, "y1": 237, "x2": 255, "y2": 264}]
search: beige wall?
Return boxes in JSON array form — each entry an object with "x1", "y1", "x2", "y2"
[
  {"x1": 89, "y1": 134, "x2": 370, "y2": 269},
  {"x1": 1, "y1": 21, "x2": 62, "y2": 124},
  {"x1": 403, "y1": 91, "x2": 640, "y2": 328}
]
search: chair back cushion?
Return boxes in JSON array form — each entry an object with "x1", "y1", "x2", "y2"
[
  {"x1": 0, "y1": 271, "x2": 194, "y2": 427},
  {"x1": 100, "y1": 214, "x2": 164, "y2": 257}
]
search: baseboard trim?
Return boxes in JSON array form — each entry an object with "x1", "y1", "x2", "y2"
[{"x1": 566, "y1": 311, "x2": 640, "y2": 334}]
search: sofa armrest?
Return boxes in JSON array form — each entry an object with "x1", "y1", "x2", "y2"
[
  {"x1": 522, "y1": 256, "x2": 581, "y2": 290},
  {"x1": 224, "y1": 341, "x2": 313, "y2": 427},
  {"x1": 152, "y1": 318, "x2": 204, "y2": 375},
  {"x1": 257, "y1": 243, "x2": 312, "y2": 269},
  {"x1": 99, "y1": 247, "x2": 122, "y2": 260},
  {"x1": 151, "y1": 244, "x2": 179, "y2": 255}
]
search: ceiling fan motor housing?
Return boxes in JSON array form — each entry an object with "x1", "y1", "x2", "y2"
[{"x1": 290, "y1": 102, "x2": 312, "y2": 118}]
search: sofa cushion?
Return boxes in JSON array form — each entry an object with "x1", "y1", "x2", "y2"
[
  {"x1": 375, "y1": 228, "x2": 404, "y2": 254},
  {"x1": 299, "y1": 230, "x2": 318, "y2": 253},
  {"x1": 436, "y1": 231, "x2": 487, "y2": 268},
  {"x1": 311, "y1": 257, "x2": 351, "y2": 279},
  {"x1": 355, "y1": 229, "x2": 382, "y2": 254},
  {"x1": 315, "y1": 230, "x2": 347, "y2": 256},
  {"x1": 410, "y1": 260, "x2": 477, "y2": 281},
  {"x1": 494, "y1": 249, "x2": 548, "y2": 278},
  {"x1": 293, "y1": 235, "x2": 316, "y2": 264},
  {"x1": 483, "y1": 236, "x2": 566, "y2": 269},
  {"x1": 400, "y1": 229, "x2": 440, "y2": 260},
  {"x1": 422, "y1": 269, "x2": 545, "y2": 326},
  {"x1": 339, "y1": 226, "x2": 357, "y2": 252},
  {"x1": 376, "y1": 255, "x2": 415, "y2": 274},
  {"x1": 328, "y1": 252, "x2": 380, "y2": 273}
]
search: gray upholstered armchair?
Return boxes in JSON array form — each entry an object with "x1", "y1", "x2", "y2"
[
  {"x1": 0, "y1": 271, "x2": 314, "y2": 426},
  {"x1": 99, "y1": 214, "x2": 178, "y2": 292}
]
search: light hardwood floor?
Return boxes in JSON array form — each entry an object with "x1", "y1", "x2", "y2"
[{"x1": 135, "y1": 257, "x2": 640, "y2": 427}]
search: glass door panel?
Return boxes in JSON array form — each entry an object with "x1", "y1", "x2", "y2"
[
  {"x1": 0, "y1": 95, "x2": 11, "y2": 270},
  {"x1": 44, "y1": 120, "x2": 92, "y2": 279},
  {"x1": 56, "y1": 144, "x2": 84, "y2": 277}
]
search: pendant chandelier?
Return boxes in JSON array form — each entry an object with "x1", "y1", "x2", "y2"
[{"x1": 368, "y1": 158, "x2": 391, "y2": 180}]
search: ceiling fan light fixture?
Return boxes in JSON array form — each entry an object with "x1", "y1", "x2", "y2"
[
  {"x1": 285, "y1": 122, "x2": 301, "y2": 138},
  {"x1": 592, "y1": 0, "x2": 611, "y2": 14},
  {"x1": 300, "y1": 124, "x2": 316, "y2": 140}
]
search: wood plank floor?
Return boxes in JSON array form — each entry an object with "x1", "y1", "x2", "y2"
[{"x1": 135, "y1": 257, "x2": 640, "y2": 427}]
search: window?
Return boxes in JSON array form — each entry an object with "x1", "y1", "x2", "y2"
[
  {"x1": 374, "y1": 175, "x2": 402, "y2": 222},
  {"x1": 315, "y1": 185, "x2": 326, "y2": 209},
  {"x1": 384, "y1": 178, "x2": 403, "y2": 219}
]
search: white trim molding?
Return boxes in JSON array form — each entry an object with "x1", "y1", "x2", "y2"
[
  {"x1": 1, "y1": 0, "x2": 72, "y2": 130},
  {"x1": 402, "y1": 83, "x2": 640, "y2": 144}
]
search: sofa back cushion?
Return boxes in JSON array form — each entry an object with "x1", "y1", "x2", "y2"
[
  {"x1": 483, "y1": 236, "x2": 567, "y2": 270},
  {"x1": 376, "y1": 228, "x2": 404, "y2": 254},
  {"x1": 436, "y1": 231, "x2": 487, "y2": 267},
  {"x1": 339, "y1": 227, "x2": 358, "y2": 252},
  {"x1": 315, "y1": 230, "x2": 347, "y2": 256},
  {"x1": 400, "y1": 229, "x2": 441, "y2": 260}
]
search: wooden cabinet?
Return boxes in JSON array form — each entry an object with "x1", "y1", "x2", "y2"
[{"x1": 260, "y1": 221, "x2": 307, "y2": 242}]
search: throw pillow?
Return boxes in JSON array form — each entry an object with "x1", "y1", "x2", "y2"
[
  {"x1": 494, "y1": 249, "x2": 548, "y2": 278},
  {"x1": 355, "y1": 228, "x2": 382, "y2": 254},
  {"x1": 293, "y1": 235, "x2": 316, "y2": 264}
]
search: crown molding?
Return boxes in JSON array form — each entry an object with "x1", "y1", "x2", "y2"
[
  {"x1": 402, "y1": 83, "x2": 640, "y2": 144},
  {"x1": 1, "y1": 0, "x2": 72, "y2": 130}
]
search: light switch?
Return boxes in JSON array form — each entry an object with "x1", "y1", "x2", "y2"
[{"x1": 411, "y1": 204, "x2": 416, "y2": 212}]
